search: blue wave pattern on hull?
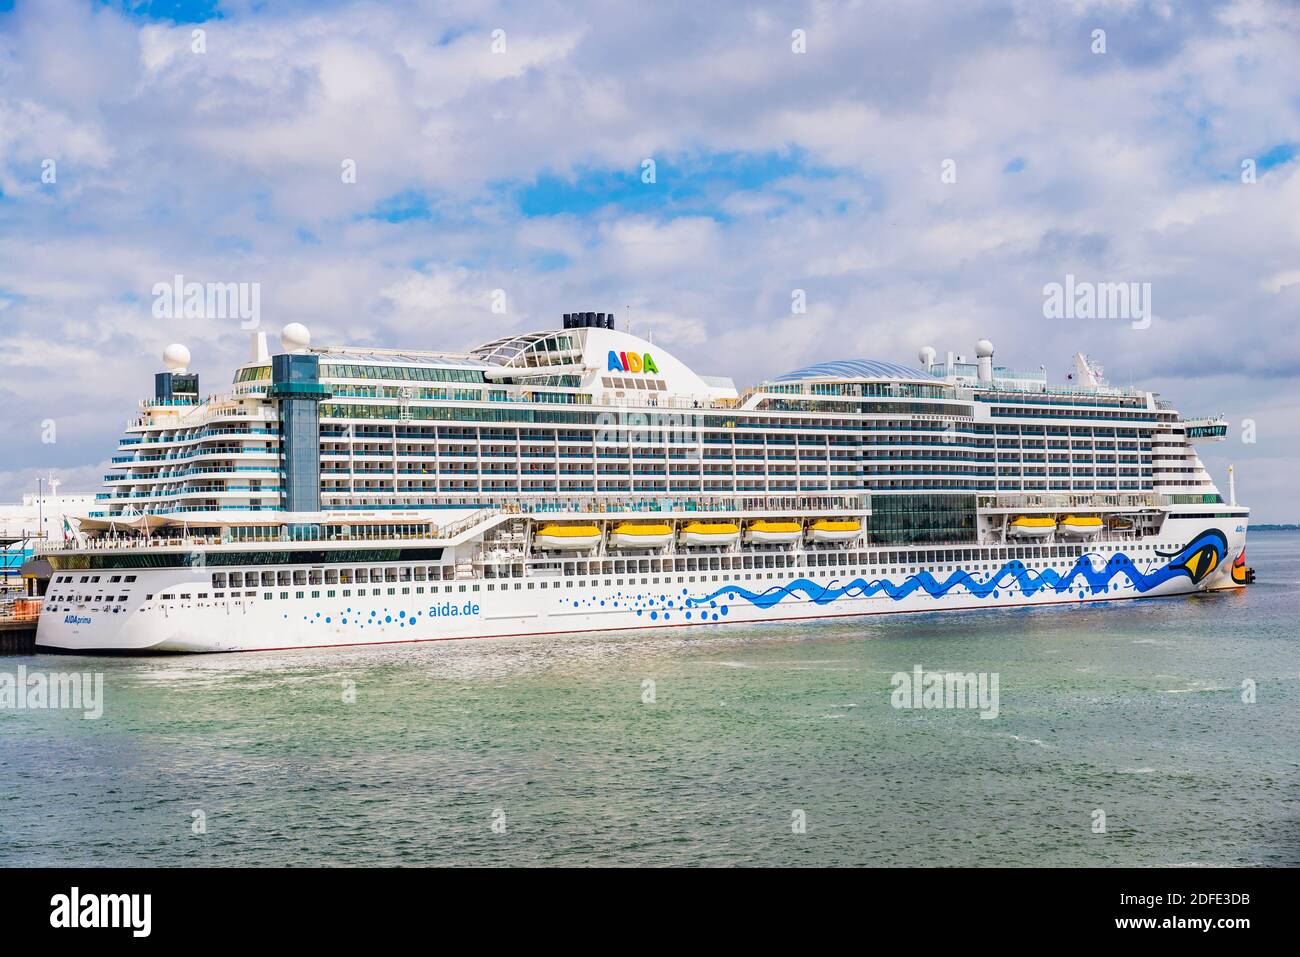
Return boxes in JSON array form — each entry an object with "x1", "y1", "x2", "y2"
[{"x1": 688, "y1": 529, "x2": 1227, "y2": 612}]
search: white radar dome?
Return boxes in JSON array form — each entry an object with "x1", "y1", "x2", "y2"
[
  {"x1": 281, "y1": 322, "x2": 311, "y2": 353},
  {"x1": 976, "y1": 338, "x2": 995, "y2": 358},
  {"x1": 162, "y1": 343, "x2": 191, "y2": 372},
  {"x1": 918, "y1": 345, "x2": 937, "y2": 367}
]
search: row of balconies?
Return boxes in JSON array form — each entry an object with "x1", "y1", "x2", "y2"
[
  {"x1": 120, "y1": 427, "x2": 276, "y2": 449},
  {"x1": 112, "y1": 446, "x2": 275, "y2": 465}
]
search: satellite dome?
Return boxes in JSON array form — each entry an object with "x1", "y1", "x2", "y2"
[
  {"x1": 976, "y1": 338, "x2": 995, "y2": 358},
  {"x1": 918, "y1": 345, "x2": 937, "y2": 366},
  {"x1": 281, "y1": 323, "x2": 311, "y2": 353},
  {"x1": 162, "y1": 343, "x2": 191, "y2": 372}
]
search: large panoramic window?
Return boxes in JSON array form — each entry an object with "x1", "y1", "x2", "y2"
[{"x1": 868, "y1": 493, "x2": 977, "y2": 545}]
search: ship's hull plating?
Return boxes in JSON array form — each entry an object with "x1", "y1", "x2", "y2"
[{"x1": 36, "y1": 521, "x2": 1248, "y2": 654}]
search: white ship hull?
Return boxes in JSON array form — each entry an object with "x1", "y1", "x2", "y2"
[{"x1": 36, "y1": 517, "x2": 1248, "y2": 654}]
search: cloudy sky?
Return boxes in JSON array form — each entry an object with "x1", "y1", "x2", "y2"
[{"x1": 1, "y1": 0, "x2": 1297, "y2": 519}]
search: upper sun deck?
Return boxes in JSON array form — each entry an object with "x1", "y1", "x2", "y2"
[
  {"x1": 124, "y1": 324, "x2": 1223, "y2": 445},
  {"x1": 212, "y1": 322, "x2": 1181, "y2": 416}
]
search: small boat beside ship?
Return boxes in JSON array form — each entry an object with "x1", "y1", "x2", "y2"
[
  {"x1": 745, "y1": 520, "x2": 802, "y2": 545},
  {"x1": 1008, "y1": 516, "x2": 1057, "y2": 539},
  {"x1": 807, "y1": 519, "x2": 862, "y2": 543},
  {"x1": 1058, "y1": 515, "x2": 1103, "y2": 538},
  {"x1": 534, "y1": 524, "x2": 602, "y2": 550},
  {"x1": 608, "y1": 523, "x2": 674, "y2": 549},
  {"x1": 680, "y1": 521, "x2": 740, "y2": 547},
  {"x1": 1006, "y1": 515, "x2": 1103, "y2": 540}
]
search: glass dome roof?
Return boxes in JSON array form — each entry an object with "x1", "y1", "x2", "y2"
[{"x1": 770, "y1": 359, "x2": 935, "y2": 382}]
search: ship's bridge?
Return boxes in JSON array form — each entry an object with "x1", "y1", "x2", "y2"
[{"x1": 1182, "y1": 416, "x2": 1228, "y2": 442}]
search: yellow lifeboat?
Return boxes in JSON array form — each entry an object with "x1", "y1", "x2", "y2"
[
  {"x1": 745, "y1": 520, "x2": 802, "y2": 545},
  {"x1": 1058, "y1": 515, "x2": 1102, "y2": 538},
  {"x1": 608, "y1": 522, "x2": 674, "y2": 549},
  {"x1": 534, "y1": 524, "x2": 602, "y2": 551},
  {"x1": 1008, "y1": 516, "x2": 1056, "y2": 539},
  {"x1": 807, "y1": 519, "x2": 862, "y2": 543},
  {"x1": 680, "y1": 521, "x2": 740, "y2": 547}
]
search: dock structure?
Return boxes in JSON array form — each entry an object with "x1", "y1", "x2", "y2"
[
  {"x1": 1, "y1": 555, "x2": 53, "y2": 652},
  {"x1": 0, "y1": 600, "x2": 38, "y2": 653}
]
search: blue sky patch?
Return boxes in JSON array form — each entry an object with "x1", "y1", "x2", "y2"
[
  {"x1": 513, "y1": 149, "x2": 840, "y2": 221},
  {"x1": 367, "y1": 190, "x2": 436, "y2": 223},
  {"x1": 105, "y1": 0, "x2": 223, "y2": 22},
  {"x1": 531, "y1": 251, "x2": 570, "y2": 272},
  {"x1": 1255, "y1": 143, "x2": 1297, "y2": 172}
]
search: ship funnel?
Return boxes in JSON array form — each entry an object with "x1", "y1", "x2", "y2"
[{"x1": 563, "y1": 310, "x2": 615, "y2": 330}]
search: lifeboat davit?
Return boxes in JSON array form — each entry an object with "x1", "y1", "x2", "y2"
[
  {"x1": 745, "y1": 520, "x2": 802, "y2": 545},
  {"x1": 807, "y1": 519, "x2": 862, "y2": 543},
  {"x1": 1057, "y1": 515, "x2": 1102, "y2": 538},
  {"x1": 680, "y1": 521, "x2": 740, "y2": 547},
  {"x1": 1008, "y1": 516, "x2": 1056, "y2": 539},
  {"x1": 534, "y1": 524, "x2": 602, "y2": 550},
  {"x1": 608, "y1": 522, "x2": 674, "y2": 549}
]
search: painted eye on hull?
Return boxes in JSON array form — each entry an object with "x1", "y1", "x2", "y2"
[
  {"x1": 1158, "y1": 529, "x2": 1227, "y2": 585},
  {"x1": 1180, "y1": 546, "x2": 1219, "y2": 583}
]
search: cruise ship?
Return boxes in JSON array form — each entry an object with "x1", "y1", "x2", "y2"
[{"x1": 33, "y1": 313, "x2": 1252, "y2": 653}]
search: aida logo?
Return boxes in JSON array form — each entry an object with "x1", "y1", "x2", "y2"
[{"x1": 608, "y1": 350, "x2": 659, "y2": 374}]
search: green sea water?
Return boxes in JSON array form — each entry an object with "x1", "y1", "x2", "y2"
[{"x1": 2, "y1": 533, "x2": 1296, "y2": 867}]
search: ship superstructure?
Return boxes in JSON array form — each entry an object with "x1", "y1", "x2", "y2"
[{"x1": 34, "y1": 313, "x2": 1250, "y2": 653}]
